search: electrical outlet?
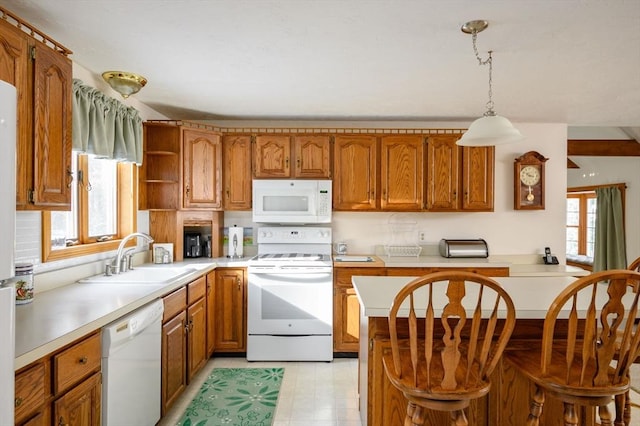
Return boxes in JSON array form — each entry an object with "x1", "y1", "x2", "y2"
[{"x1": 418, "y1": 231, "x2": 426, "y2": 242}]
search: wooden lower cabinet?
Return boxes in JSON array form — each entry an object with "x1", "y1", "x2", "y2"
[
  {"x1": 14, "y1": 332, "x2": 102, "y2": 426},
  {"x1": 161, "y1": 276, "x2": 209, "y2": 415},
  {"x1": 161, "y1": 310, "x2": 187, "y2": 415},
  {"x1": 52, "y1": 372, "x2": 101, "y2": 426},
  {"x1": 334, "y1": 267, "x2": 385, "y2": 353},
  {"x1": 213, "y1": 268, "x2": 247, "y2": 352}
]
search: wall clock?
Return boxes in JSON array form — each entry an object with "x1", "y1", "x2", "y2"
[{"x1": 514, "y1": 151, "x2": 548, "y2": 210}]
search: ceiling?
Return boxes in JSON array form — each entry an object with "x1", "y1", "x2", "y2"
[{"x1": 2, "y1": 0, "x2": 640, "y2": 130}]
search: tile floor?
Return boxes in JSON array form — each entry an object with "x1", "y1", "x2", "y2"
[
  {"x1": 160, "y1": 357, "x2": 640, "y2": 426},
  {"x1": 158, "y1": 357, "x2": 363, "y2": 426}
]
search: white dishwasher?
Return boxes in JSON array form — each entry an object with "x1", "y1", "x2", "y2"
[{"x1": 102, "y1": 299, "x2": 164, "y2": 426}]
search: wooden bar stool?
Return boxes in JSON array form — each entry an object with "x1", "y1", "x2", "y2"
[
  {"x1": 617, "y1": 257, "x2": 640, "y2": 425},
  {"x1": 504, "y1": 269, "x2": 640, "y2": 426},
  {"x1": 383, "y1": 271, "x2": 516, "y2": 426}
]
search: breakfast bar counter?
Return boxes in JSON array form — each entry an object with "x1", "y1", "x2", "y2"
[{"x1": 352, "y1": 275, "x2": 595, "y2": 426}]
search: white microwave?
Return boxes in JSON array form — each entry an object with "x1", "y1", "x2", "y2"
[{"x1": 252, "y1": 179, "x2": 332, "y2": 224}]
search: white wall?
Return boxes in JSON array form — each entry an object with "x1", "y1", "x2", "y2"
[{"x1": 567, "y1": 156, "x2": 640, "y2": 264}]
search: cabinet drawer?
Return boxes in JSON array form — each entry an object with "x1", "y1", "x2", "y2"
[
  {"x1": 164, "y1": 286, "x2": 187, "y2": 321},
  {"x1": 53, "y1": 332, "x2": 101, "y2": 395},
  {"x1": 187, "y1": 276, "x2": 206, "y2": 305},
  {"x1": 15, "y1": 362, "x2": 46, "y2": 424}
]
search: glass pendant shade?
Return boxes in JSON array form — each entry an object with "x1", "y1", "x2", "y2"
[
  {"x1": 457, "y1": 114, "x2": 524, "y2": 146},
  {"x1": 102, "y1": 71, "x2": 147, "y2": 98}
]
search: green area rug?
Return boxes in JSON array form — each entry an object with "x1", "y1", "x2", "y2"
[{"x1": 177, "y1": 367, "x2": 284, "y2": 426}]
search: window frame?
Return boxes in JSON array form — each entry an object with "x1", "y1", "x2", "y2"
[
  {"x1": 41, "y1": 154, "x2": 138, "y2": 262},
  {"x1": 566, "y1": 182, "x2": 626, "y2": 271}
]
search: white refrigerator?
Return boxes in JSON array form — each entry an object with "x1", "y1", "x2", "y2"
[{"x1": 0, "y1": 80, "x2": 17, "y2": 424}]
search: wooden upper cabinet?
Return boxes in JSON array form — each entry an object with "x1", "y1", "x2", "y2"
[
  {"x1": 141, "y1": 122, "x2": 222, "y2": 211},
  {"x1": 333, "y1": 135, "x2": 378, "y2": 210},
  {"x1": 222, "y1": 135, "x2": 252, "y2": 210},
  {"x1": 426, "y1": 134, "x2": 494, "y2": 211},
  {"x1": 380, "y1": 135, "x2": 424, "y2": 210},
  {"x1": 32, "y1": 41, "x2": 73, "y2": 210},
  {"x1": 426, "y1": 135, "x2": 461, "y2": 211},
  {"x1": 0, "y1": 20, "x2": 72, "y2": 210},
  {"x1": 253, "y1": 134, "x2": 331, "y2": 178},
  {"x1": 254, "y1": 135, "x2": 291, "y2": 178},
  {"x1": 293, "y1": 135, "x2": 331, "y2": 178},
  {"x1": 462, "y1": 145, "x2": 495, "y2": 210},
  {"x1": 183, "y1": 129, "x2": 222, "y2": 209}
]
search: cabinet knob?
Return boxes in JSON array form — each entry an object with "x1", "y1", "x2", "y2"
[
  {"x1": 66, "y1": 168, "x2": 74, "y2": 188},
  {"x1": 15, "y1": 397, "x2": 23, "y2": 407},
  {"x1": 78, "y1": 356, "x2": 88, "y2": 365},
  {"x1": 185, "y1": 185, "x2": 190, "y2": 196},
  {"x1": 285, "y1": 157, "x2": 289, "y2": 167},
  {"x1": 58, "y1": 417, "x2": 68, "y2": 426}
]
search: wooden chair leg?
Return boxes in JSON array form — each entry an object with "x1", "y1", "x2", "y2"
[
  {"x1": 405, "y1": 401, "x2": 425, "y2": 426},
  {"x1": 614, "y1": 392, "x2": 628, "y2": 426},
  {"x1": 599, "y1": 404, "x2": 614, "y2": 426},
  {"x1": 564, "y1": 402, "x2": 578, "y2": 426},
  {"x1": 527, "y1": 384, "x2": 545, "y2": 426},
  {"x1": 450, "y1": 409, "x2": 468, "y2": 426}
]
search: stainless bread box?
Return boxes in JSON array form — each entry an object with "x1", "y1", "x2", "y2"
[{"x1": 439, "y1": 239, "x2": 489, "y2": 258}]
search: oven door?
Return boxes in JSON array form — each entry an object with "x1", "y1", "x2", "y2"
[{"x1": 247, "y1": 267, "x2": 333, "y2": 335}]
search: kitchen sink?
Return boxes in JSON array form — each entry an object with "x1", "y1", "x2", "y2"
[{"x1": 78, "y1": 265, "x2": 198, "y2": 284}]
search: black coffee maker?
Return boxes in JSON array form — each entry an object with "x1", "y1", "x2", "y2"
[{"x1": 184, "y1": 233, "x2": 202, "y2": 258}]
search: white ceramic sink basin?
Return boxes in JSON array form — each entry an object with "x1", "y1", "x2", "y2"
[{"x1": 78, "y1": 265, "x2": 198, "y2": 284}]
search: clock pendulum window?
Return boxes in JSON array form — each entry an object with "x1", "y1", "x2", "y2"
[{"x1": 514, "y1": 151, "x2": 548, "y2": 210}]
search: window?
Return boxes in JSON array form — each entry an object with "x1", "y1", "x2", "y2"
[
  {"x1": 566, "y1": 191, "x2": 596, "y2": 258},
  {"x1": 42, "y1": 153, "x2": 137, "y2": 262}
]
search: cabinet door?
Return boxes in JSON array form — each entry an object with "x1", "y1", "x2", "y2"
[
  {"x1": 333, "y1": 135, "x2": 378, "y2": 210},
  {"x1": 293, "y1": 135, "x2": 331, "y2": 178},
  {"x1": 222, "y1": 135, "x2": 252, "y2": 210},
  {"x1": 254, "y1": 135, "x2": 291, "y2": 178},
  {"x1": 462, "y1": 146, "x2": 495, "y2": 211},
  {"x1": 162, "y1": 311, "x2": 187, "y2": 415},
  {"x1": 206, "y1": 271, "x2": 216, "y2": 356},
  {"x1": 32, "y1": 41, "x2": 72, "y2": 210},
  {"x1": 0, "y1": 21, "x2": 31, "y2": 208},
  {"x1": 187, "y1": 297, "x2": 208, "y2": 381},
  {"x1": 426, "y1": 135, "x2": 461, "y2": 211},
  {"x1": 333, "y1": 285, "x2": 361, "y2": 353},
  {"x1": 380, "y1": 135, "x2": 424, "y2": 210},
  {"x1": 53, "y1": 372, "x2": 101, "y2": 426},
  {"x1": 183, "y1": 129, "x2": 222, "y2": 209},
  {"x1": 214, "y1": 268, "x2": 246, "y2": 351}
]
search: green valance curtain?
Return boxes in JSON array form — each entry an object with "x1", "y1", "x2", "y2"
[
  {"x1": 72, "y1": 78, "x2": 143, "y2": 164},
  {"x1": 593, "y1": 186, "x2": 627, "y2": 272}
]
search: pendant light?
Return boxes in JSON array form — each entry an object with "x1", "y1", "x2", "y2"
[{"x1": 457, "y1": 20, "x2": 524, "y2": 146}]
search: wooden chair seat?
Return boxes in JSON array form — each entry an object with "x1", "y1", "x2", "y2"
[
  {"x1": 383, "y1": 271, "x2": 516, "y2": 426},
  {"x1": 503, "y1": 269, "x2": 640, "y2": 426}
]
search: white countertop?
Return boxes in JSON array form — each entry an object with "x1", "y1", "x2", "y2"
[
  {"x1": 14, "y1": 260, "x2": 219, "y2": 370},
  {"x1": 352, "y1": 275, "x2": 586, "y2": 319}
]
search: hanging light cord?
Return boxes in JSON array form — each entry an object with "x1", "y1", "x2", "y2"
[{"x1": 471, "y1": 30, "x2": 496, "y2": 117}]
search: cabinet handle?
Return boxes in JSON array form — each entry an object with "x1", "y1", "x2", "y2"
[
  {"x1": 226, "y1": 189, "x2": 230, "y2": 198},
  {"x1": 66, "y1": 168, "x2": 73, "y2": 188},
  {"x1": 185, "y1": 185, "x2": 190, "y2": 197},
  {"x1": 285, "y1": 157, "x2": 289, "y2": 167},
  {"x1": 189, "y1": 319, "x2": 194, "y2": 331},
  {"x1": 15, "y1": 397, "x2": 23, "y2": 407},
  {"x1": 58, "y1": 417, "x2": 68, "y2": 426},
  {"x1": 236, "y1": 278, "x2": 240, "y2": 290},
  {"x1": 297, "y1": 158, "x2": 300, "y2": 168},
  {"x1": 78, "y1": 356, "x2": 88, "y2": 365}
]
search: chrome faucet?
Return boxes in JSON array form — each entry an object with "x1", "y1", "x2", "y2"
[{"x1": 113, "y1": 233, "x2": 154, "y2": 274}]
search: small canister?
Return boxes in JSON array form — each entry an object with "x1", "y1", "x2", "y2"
[{"x1": 3, "y1": 263, "x2": 34, "y2": 304}]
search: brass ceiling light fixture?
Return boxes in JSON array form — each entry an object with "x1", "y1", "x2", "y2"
[
  {"x1": 101, "y1": 71, "x2": 147, "y2": 99},
  {"x1": 457, "y1": 20, "x2": 524, "y2": 146}
]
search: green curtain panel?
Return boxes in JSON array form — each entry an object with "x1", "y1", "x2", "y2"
[
  {"x1": 593, "y1": 186, "x2": 627, "y2": 271},
  {"x1": 72, "y1": 79, "x2": 143, "y2": 164}
]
